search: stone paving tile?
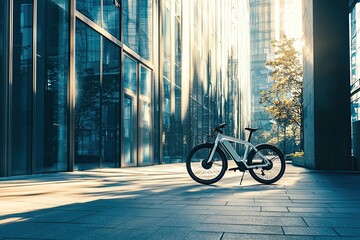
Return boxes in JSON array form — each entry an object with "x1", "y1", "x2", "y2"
[
  {"x1": 146, "y1": 226, "x2": 193, "y2": 240},
  {"x1": 282, "y1": 227, "x2": 338, "y2": 236},
  {"x1": 327, "y1": 208, "x2": 360, "y2": 213},
  {"x1": 222, "y1": 233, "x2": 315, "y2": 240},
  {"x1": 75, "y1": 227, "x2": 159, "y2": 240},
  {"x1": 287, "y1": 207, "x2": 330, "y2": 213},
  {"x1": 203, "y1": 215, "x2": 307, "y2": 226},
  {"x1": 304, "y1": 218, "x2": 360, "y2": 227},
  {"x1": 183, "y1": 231, "x2": 223, "y2": 240},
  {"x1": 24, "y1": 210, "x2": 93, "y2": 223},
  {"x1": 261, "y1": 206, "x2": 289, "y2": 212},
  {"x1": 334, "y1": 227, "x2": 360, "y2": 237},
  {"x1": 0, "y1": 222, "x2": 102, "y2": 239},
  {"x1": 315, "y1": 237, "x2": 360, "y2": 240},
  {"x1": 158, "y1": 215, "x2": 206, "y2": 227},
  {"x1": 195, "y1": 223, "x2": 283, "y2": 234}
]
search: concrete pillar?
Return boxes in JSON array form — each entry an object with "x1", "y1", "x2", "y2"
[{"x1": 302, "y1": 0, "x2": 352, "y2": 170}]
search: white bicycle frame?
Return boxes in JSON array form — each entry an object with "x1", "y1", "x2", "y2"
[{"x1": 207, "y1": 132, "x2": 270, "y2": 169}]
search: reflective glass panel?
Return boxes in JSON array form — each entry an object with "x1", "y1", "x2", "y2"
[
  {"x1": 139, "y1": 0, "x2": 152, "y2": 60},
  {"x1": 103, "y1": 0, "x2": 120, "y2": 39},
  {"x1": 140, "y1": 101, "x2": 151, "y2": 164},
  {"x1": 76, "y1": 0, "x2": 101, "y2": 25},
  {"x1": 123, "y1": 0, "x2": 138, "y2": 52},
  {"x1": 124, "y1": 95, "x2": 135, "y2": 165},
  {"x1": 162, "y1": 2, "x2": 171, "y2": 79},
  {"x1": 124, "y1": 56, "x2": 137, "y2": 92},
  {"x1": 12, "y1": 1, "x2": 33, "y2": 175},
  {"x1": 75, "y1": 20, "x2": 101, "y2": 170},
  {"x1": 102, "y1": 38, "x2": 120, "y2": 167},
  {"x1": 36, "y1": 0, "x2": 69, "y2": 173},
  {"x1": 173, "y1": 86, "x2": 182, "y2": 162},
  {"x1": 0, "y1": 0, "x2": 6, "y2": 175},
  {"x1": 140, "y1": 65, "x2": 151, "y2": 98},
  {"x1": 162, "y1": 78, "x2": 171, "y2": 163}
]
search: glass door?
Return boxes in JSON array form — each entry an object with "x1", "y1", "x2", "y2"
[
  {"x1": 122, "y1": 56, "x2": 153, "y2": 167},
  {"x1": 139, "y1": 65, "x2": 152, "y2": 166},
  {"x1": 123, "y1": 56, "x2": 137, "y2": 166},
  {"x1": 101, "y1": 38, "x2": 121, "y2": 168}
]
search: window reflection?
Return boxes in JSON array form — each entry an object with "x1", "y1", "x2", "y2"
[
  {"x1": 124, "y1": 57, "x2": 137, "y2": 92},
  {"x1": 76, "y1": 0, "x2": 101, "y2": 25},
  {"x1": 36, "y1": 0, "x2": 69, "y2": 172},
  {"x1": 123, "y1": 0, "x2": 138, "y2": 52},
  {"x1": 0, "y1": 0, "x2": 4, "y2": 175},
  {"x1": 140, "y1": 66, "x2": 152, "y2": 165},
  {"x1": 103, "y1": 0, "x2": 120, "y2": 39},
  {"x1": 75, "y1": 20, "x2": 101, "y2": 170},
  {"x1": 140, "y1": 101, "x2": 151, "y2": 164},
  {"x1": 12, "y1": 1, "x2": 33, "y2": 175},
  {"x1": 140, "y1": 65, "x2": 151, "y2": 98},
  {"x1": 162, "y1": 78, "x2": 171, "y2": 163},
  {"x1": 102, "y1": 38, "x2": 120, "y2": 167},
  {"x1": 139, "y1": 0, "x2": 153, "y2": 60},
  {"x1": 123, "y1": 0, "x2": 153, "y2": 60},
  {"x1": 123, "y1": 55, "x2": 137, "y2": 166},
  {"x1": 124, "y1": 95, "x2": 135, "y2": 165}
]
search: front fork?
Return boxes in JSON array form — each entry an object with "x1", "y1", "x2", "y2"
[{"x1": 206, "y1": 139, "x2": 219, "y2": 164}]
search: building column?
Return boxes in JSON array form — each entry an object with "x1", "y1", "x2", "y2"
[{"x1": 302, "y1": 0, "x2": 352, "y2": 170}]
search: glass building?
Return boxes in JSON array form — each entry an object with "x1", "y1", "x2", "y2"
[
  {"x1": 0, "y1": 0, "x2": 251, "y2": 177},
  {"x1": 249, "y1": 0, "x2": 302, "y2": 147}
]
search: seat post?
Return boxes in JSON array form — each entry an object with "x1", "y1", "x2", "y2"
[{"x1": 247, "y1": 131, "x2": 253, "y2": 142}]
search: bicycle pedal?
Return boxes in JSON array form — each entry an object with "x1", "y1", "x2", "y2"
[
  {"x1": 228, "y1": 167, "x2": 239, "y2": 172},
  {"x1": 229, "y1": 167, "x2": 245, "y2": 172}
]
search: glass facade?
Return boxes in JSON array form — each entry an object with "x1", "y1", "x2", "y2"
[
  {"x1": 11, "y1": 1, "x2": 33, "y2": 175},
  {"x1": 249, "y1": 0, "x2": 302, "y2": 151},
  {"x1": 36, "y1": 0, "x2": 69, "y2": 173},
  {"x1": 0, "y1": 0, "x2": 8, "y2": 176},
  {"x1": 351, "y1": 2, "x2": 360, "y2": 122},
  {"x1": 0, "y1": 0, "x2": 251, "y2": 177}
]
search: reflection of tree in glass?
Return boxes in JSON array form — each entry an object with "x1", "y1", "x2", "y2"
[{"x1": 260, "y1": 36, "x2": 303, "y2": 153}]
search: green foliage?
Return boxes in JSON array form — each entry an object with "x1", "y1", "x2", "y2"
[{"x1": 260, "y1": 36, "x2": 303, "y2": 151}]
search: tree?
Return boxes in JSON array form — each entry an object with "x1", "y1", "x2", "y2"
[{"x1": 260, "y1": 36, "x2": 303, "y2": 153}]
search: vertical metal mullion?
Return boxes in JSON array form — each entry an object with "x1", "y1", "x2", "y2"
[
  {"x1": 68, "y1": 0, "x2": 76, "y2": 171},
  {"x1": 119, "y1": 0, "x2": 123, "y2": 168},
  {"x1": 99, "y1": 0, "x2": 103, "y2": 168},
  {"x1": 99, "y1": 36, "x2": 103, "y2": 168},
  {"x1": 136, "y1": 63, "x2": 140, "y2": 166},
  {"x1": 120, "y1": 51, "x2": 124, "y2": 168},
  {"x1": 158, "y1": 0, "x2": 163, "y2": 164},
  {"x1": 32, "y1": 0, "x2": 37, "y2": 174},
  {"x1": 6, "y1": 1, "x2": 14, "y2": 176}
]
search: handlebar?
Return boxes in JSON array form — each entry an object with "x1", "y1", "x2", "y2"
[{"x1": 213, "y1": 123, "x2": 227, "y2": 134}]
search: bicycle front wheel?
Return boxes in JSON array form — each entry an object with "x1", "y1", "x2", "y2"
[
  {"x1": 247, "y1": 144, "x2": 285, "y2": 184},
  {"x1": 186, "y1": 143, "x2": 227, "y2": 185}
]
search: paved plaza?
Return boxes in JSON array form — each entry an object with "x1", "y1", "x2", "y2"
[{"x1": 1, "y1": 163, "x2": 360, "y2": 239}]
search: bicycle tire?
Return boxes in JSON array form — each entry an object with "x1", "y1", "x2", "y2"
[
  {"x1": 247, "y1": 144, "x2": 285, "y2": 184},
  {"x1": 186, "y1": 143, "x2": 228, "y2": 185}
]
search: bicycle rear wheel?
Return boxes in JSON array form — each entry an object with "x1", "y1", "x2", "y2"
[
  {"x1": 186, "y1": 143, "x2": 227, "y2": 185},
  {"x1": 247, "y1": 144, "x2": 285, "y2": 184}
]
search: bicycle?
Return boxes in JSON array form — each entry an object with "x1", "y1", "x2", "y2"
[{"x1": 186, "y1": 123, "x2": 286, "y2": 185}]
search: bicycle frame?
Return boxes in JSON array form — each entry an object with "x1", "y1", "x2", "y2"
[{"x1": 207, "y1": 132, "x2": 270, "y2": 169}]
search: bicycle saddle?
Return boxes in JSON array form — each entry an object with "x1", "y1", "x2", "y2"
[{"x1": 245, "y1": 127, "x2": 258, "y2": 132}]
